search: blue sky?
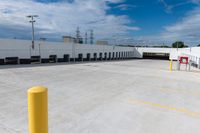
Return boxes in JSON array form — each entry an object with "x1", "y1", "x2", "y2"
[
  {"x1": 0, "y1": 0, "x2": 200, "y2": 46},
  {"x1": 108, "y1": 0, "x2": 197, "y2": 37}
]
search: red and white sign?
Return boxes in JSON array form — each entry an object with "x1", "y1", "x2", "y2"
[{"x1": 179, "y1": 56, "x2": 189, "y2": 64}]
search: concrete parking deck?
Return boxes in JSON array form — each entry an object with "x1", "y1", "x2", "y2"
[{"x1": 0, "y1": 60, "x2": 200, "y2": 133}]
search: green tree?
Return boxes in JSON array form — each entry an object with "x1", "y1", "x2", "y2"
[
  {"x1": 197, "y1": 44, "x2": 200, "y2": 47},
  {"x1": 172, "y1": 41, "x2": 185, "y2": 48}
]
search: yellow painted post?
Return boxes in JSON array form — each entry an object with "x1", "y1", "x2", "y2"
[
  {"x1": 170, "y1": 59, "x2": 173, "y2": 71},
  {"x1": 28, "y1": 86, "x2": 48, "y2": 133}
]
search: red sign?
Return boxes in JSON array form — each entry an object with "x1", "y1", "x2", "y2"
[{"x1": 179, "y1": 56, "x2": 189, "y2": 64}]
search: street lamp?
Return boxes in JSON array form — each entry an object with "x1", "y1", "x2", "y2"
[{"x1": 27, "y1": 15, "x2": 38, "y2": 49}]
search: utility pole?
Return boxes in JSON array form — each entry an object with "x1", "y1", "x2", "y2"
[
  {"x1": 27, "y1": 15, "x2": 38, "y2": 49},
  {"x1": 76, "y1": 27, "x2": 80, "y2": 43},
  {"x1": 90, "y1": 29, "x2": 94, "y2": 44},
  {"x1": 85, "y1": 32, "x2": 88, "y2": 44}
]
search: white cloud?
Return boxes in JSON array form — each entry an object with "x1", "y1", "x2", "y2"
[
  {"x1": 158, "y1": 0, "x2": 190, "y2": 13},
  {"x1": 0, "y1": 0, "x2": 139, "y2": 41},
  {"x1": 161, "y1": 6, "x2": 200, "y2": 45},
  {"x1": 114, "y1": 4, "x2": 137, "y2": 11}
]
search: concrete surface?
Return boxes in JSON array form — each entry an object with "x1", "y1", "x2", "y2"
[{"x1": 0, "y1": 59, "x2": 200, "y2": 133}]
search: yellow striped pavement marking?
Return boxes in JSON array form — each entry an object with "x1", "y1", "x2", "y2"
[{"x1": 129, "y1": 98, "x2": 200, "y2": 117}]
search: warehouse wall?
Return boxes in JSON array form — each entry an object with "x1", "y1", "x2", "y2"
[
  {"x1": 0, "y1": 39, "x2": 199, "y2": 68},
  {"x1": 0, "y1": 39, "x2": 136, "y2": 61}
]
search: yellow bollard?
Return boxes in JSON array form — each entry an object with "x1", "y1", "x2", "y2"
[
  {"x1": 170, "y1": 59, "x2": 173, "y2": 71},
  {"x1": 28, "y1": 86, "x2": 48, "y2": 133}
]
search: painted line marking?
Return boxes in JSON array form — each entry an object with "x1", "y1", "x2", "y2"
[
  {"x1": 129, "y1": 98, "x2": 200, "y2": 117},
  {"x1": 159, "y1": 88, "x2": 200, "y2": 97}
]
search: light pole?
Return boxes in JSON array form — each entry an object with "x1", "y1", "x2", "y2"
[{"x1": 27, "y1": 15, "x2": 38, "y2": 49}]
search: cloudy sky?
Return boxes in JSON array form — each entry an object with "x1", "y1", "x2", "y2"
[{"x1": 0, "y1": 0, "x2": 200, "y2": 46}]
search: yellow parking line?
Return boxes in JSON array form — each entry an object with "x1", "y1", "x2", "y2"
[
  {"x1": 159, "y1": 88, "x2": 200, "y2": 97},
  {"x1": 129, "y1": 98, "x2": 200, "y2": 117}
]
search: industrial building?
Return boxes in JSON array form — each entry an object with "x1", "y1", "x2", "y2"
[{"x1": 62, "y1": 36, "x2": 76, "y2": 43}]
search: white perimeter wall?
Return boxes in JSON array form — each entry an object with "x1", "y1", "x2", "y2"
[
  {"x1": 136, "y1": 47, "x2": 200, "y2": 68},
  {"x1": 0, "y1": 39, "x2": 200, "y2": 68},
  {"x1": 0, "y1": 39, "x2": 135, "y2": 59}
]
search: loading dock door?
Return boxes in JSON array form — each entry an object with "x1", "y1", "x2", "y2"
[
  {"x1": 64, "y1": 54, "x2": 70, "y2": 62},
  {"x1": 49, "y1": 55, "x2": 57, "y2": 63},
  {"x1": 93, "y1": 53, "x2": 97, "y2": 61},
  {"x1": 78, "y1": 54, "x2": 83, "y2": 61},
  {"x1": 109, "y1": 53, "x2": 111, "y2": 60},
  {"x1": 87, "y1": 53, "x2": 91, "y2": 61},
  {"x1": 99, "y1": 53, "x2": 102, "y2": 60},
  {"x1": 104, "y1": 53, "x2": 107, "y2": 60}
]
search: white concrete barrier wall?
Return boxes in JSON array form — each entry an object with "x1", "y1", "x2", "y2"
[
  {"x1": 1, "y1": 39, "x2": 200, "y2": 68},
  {"x1": 0, "y1": 39, "x2": 136, "y2": 59}
]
